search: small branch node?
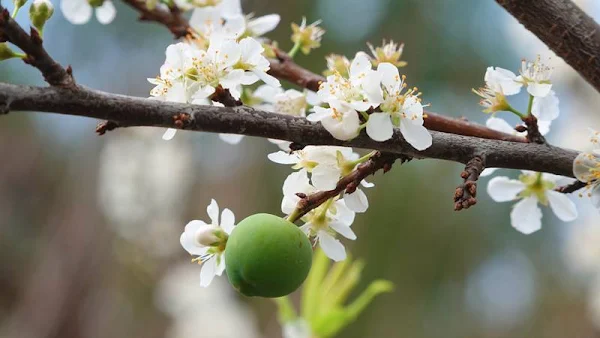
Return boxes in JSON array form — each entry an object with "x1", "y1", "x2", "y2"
[
  {"x1": 96, "y1": 121, "x2": 120, "y2": 135},
  {"x1": 521, "y1": 115, "x2": 546, "y2": 144},
  {"x1": 454, "y1": 156, "x2": 485, "y2": 211},
  {"x1": 555, "y1": 180, "x2": 587, "y2": 194}
]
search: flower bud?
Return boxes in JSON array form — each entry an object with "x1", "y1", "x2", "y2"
[
  {"x1": 291, "y1": 17, "x2": 325, "y2": 55},
  {"x1": 29, "y1": 0, "x2": 54, "y2": 34},
  {"x1": 323, "y1": 54, "x2": 350, "y2": 77},
  {"x1": 87, "y1": 0, "x2": 104, "y2": 7},
  {"x1": 0, "y1": 43, "x2": 20, "y2": 61},
  {"x1": 194, "y1": 224, "x2": 226, "y2": 247},
  {"x1": 367, "y1": 40, "x2": 407, "y2": 67},
  {"x1": 12, "y1": 0, "x2": 28, "y2": 16}
]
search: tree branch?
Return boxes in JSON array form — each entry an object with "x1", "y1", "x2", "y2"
[
  {"x1": 290, "y1": 152, "x2": 407, "y2": 222},
  {"x1": 121, "y1": 0, "x2": 191, "y2": 39},
  {"x1": 0, "y1": 82, "x2": 579, "y2": 177},
  {"x1": 0, "y1": 7, "x2": 75, "y2": 87},
  {"x1": 496, "y1": 0, "x2": 600, "y2": 93},
  {"x1": 555, "y1": 180, "x2": 587, "y2": 193},
  {"x1": 454, "y1": 156, "x2": 485, "y2": 210}
]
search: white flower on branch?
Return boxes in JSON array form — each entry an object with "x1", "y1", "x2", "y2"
[
  {"x1": 572, "y1": 128, "x2": 600, "y2": 210},
  {"x1": 180, "y1": 199, "x2": 236, "y2": 287},
  {"x1": 281, "y1": 170, "x2": 356, "y2": 261},
  {"x1": 365, "y1": 62, "x2": 431, "y2": 150},
  {"x1": 60, "y1": 0, "x2": 116, "y2": 25},
  {"x1": 485, "y1": 66, "x2": 522, "y2": 96},
  {"x1": 308, "y1": 100, "x2": 361, "y2": 141},
  {"x1": 531, "y1": 89, "x2": 559, "y2": 122},
  {"x1": 487, "y1": 171, "x2": 577, "y2": 234},
  {"x1": 516, "y1": 55, "x2": 554, "y2": 98},
  {"x1": 269, "y1": 146, "x2": 373, "y2": 212}
]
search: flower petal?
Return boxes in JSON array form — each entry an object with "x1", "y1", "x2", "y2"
[
  {"x1": 510, "y1": 197, "x2": 542, "y2": 235},
  {"x1": 207, "y1": 199, "x2": 219, "y2": 225},
  {"x1": 592, "y1": 185, "x2": 600, "y2": 209},
  {"x1": 311, "y1": 164, "x2": 341, "y2": 190},
  {"x1": 527, "y1": 82, "x2": 552, "y2": 98},
  {"x1": 344, "y1": 189, "x2": 369, "y2": 213},
  {"x1": 480, "y1": 168, "x2": 499, "y2": 177},
  {"x1": 162, "y1": 128, "x2": 177, "y2": 141},
  {"x1": 399, "y1": 121, "x2": 432, "y2": 150},
  {"x1": 486, "y1": 117, "x2": 517, "y2": 135},
  {"x1": 219, "y1": 133, "x2": 245, "y2": 144},
  {"x1": 329, "y1": 221, "x2": 357, "y2": 240},
  {"x1": 306, "y1": 106, "x2": 330, "y2": 122},
  {"x1": 95, "y1": 0, "x2": 116, "y2": 24},
  {"x1": 487, "y1": 176, "x2": 525, "y2": 202},
  {"x1": 60, "y1": 0, "x2": 93, "y2": 25},
  {"x1": 318, "y1": 231, "x2": 346, "y2": 262},
  {"x1": 199, "y1": 256, "x2": 217, "y2": 287},
  {"x1": 366, "y1": 112, "x2": 393, "y2": 142},
  {"x1": 546, "y1": 190, "x2": 578, "y2": 221},
  {"x1": 220, "y1": 208, "x2": 236, "y2": 234},
  {"x1": 268, "y1": 151, "x2": 298, "y2": 165},
  {"x1": 531, "y1": 90, "x2": 559, "y2": 121},
  {"x1": 248, "y1": 14, "x2": 280, "y2": 36}
]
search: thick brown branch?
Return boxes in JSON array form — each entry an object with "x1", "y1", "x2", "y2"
[
  {"x1": 290, "y1": 152, "x2": 406, "y2": 221},
  {"x1": 454, "y1": 156, "x2": 485, "y2": 211},
  {"x1": 0, "y1": 82, "x2": 579, "y2": 177},
  {"x1": 121, "y1": 0, "x2": 191, "y2": 39},
  {"x1": 268, "y1": 49, "x2": 527, "y2": 143},
  {"x1": 496, "y1": 0, "x2": 600, "y2": 93},
  {"x1": 0, "y1": 6, "x2": 74, "y2": 87}
]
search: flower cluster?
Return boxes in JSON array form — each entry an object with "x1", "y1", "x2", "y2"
[
  {"x1": 473, "y1": 56, "x2": 559, "y2": 134},
  {"x1": 573, "y1": 128, "x2": 600, "y2": 210},
  {"x1": 270, "y1": 146, "x2": 374, "y2": 261},
  {"x1": 311, "y1": 51, "x2": 432, "y2": 150}
]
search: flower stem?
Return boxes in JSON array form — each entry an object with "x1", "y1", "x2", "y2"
[
  {"x1": 286, "y1": 208, "x2": 302, "y2": 223},
  {"x1": 526, "y1": 94, "x2": 534, "y2": 116},
  {"x1": 359, "y1": 110, "x2": 370, "y2": 121},
  {"x1": 506, "y1": 104, "x2": 524, "y2": 118},
  {"x1": 288, "y1": 41, "x2": 302, "y2": 59},
  {"x1": 11, "y1": 7, "x2": 20, "y2": 18},
  {"x1": 349, "y1": 151, "x2": 376, "y2": 168}
]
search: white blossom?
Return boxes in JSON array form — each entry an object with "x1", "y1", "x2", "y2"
[
  {"x1": 60, "y1": 0, "x2": 116, "y2": 25},
  {"x1": 269, "y1": 146, "x2": 373, "y2": 212},
  {"x1": 485, "y1": 66, "x2": 522, "y2": 96},
  {"x1": 365, "y1": 62, "x2": 431, "y2": 150},
  {"x1": 487, "y1": 172, "x2": 577, "y2": 234},
  {"x1": 573, "y1": 128, "x2": 600, "y2": 210},
  {"x1": 180, "y1": 199, "x2": 236, "y2": 287},
  {"x1": 281, "y1": 170, "x2": 356, "y2": 261},
  {"x1": 308, "y1": 100, "x2": 361, "y2": 141},
  {"x1": 516, "y1": 56, "x2": 553, "y2": 97},
  {"x1": 531, "y1": 90, "x2": 559, "y2": 121}
]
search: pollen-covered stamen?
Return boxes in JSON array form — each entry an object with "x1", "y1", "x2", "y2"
[{"x1": 519, "y1": 55, "x2": 553, "y2": 85}]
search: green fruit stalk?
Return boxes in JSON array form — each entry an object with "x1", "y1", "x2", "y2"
[{"x1": 225, "y1": 213, "x2": 313, "y2": 298}]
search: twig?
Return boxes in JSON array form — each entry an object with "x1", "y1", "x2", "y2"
[
  {"x1": 289, "y1": 152, "x2": 407, "y2": 222},
  {"x1": 454, "y1": 156, "x2": 485, "y2": 211},
  {"x1": 0, "y1": 7, "x2": 75, "y2": 87},
  {"x1": 121, "y1": 0, "x2": 190, "y2": 39},
  {"x1": 521, "y1": 114, "x2": 547, "y2": 144},
  {"x1": 0, "y1": 83, "x2": 580, "y2": 178},
  {"x1": 495, "y1": 0, "x2": 600, "y2": 93},
  {"x1": 555, "y1": 180, "x2": 587, "y2": 193}
]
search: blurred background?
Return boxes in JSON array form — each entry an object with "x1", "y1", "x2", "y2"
[{"x1": 2, "y1": 0, "x2": 600, "y2": 337}]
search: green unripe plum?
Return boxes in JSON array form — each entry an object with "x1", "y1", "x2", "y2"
[{"x1": 225, "y1": 213, "x2": 312, "y2": 298}]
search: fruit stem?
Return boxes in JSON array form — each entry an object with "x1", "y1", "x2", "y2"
[{"x1": 286, "y1": 208, "x2": 302, "y2": 223}]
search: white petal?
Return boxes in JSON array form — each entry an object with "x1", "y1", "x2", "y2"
[
  {"x1": 487, "y1": 176, "x2": 525, "y2": 202},
  {"x1": 538, "y1": 120, "x2": 551, "y2": 135},
  {"x1": 305, "y1": 90, "x2": 321, "y2": 106},
  {"x1": 479, "y1": 168, "x2": 499, "y2": 177},
  {"x1": 510, "y1": 197, "x2": 542, "y2": 235},
  {"x1": 343, "y1": 189, "x2": 369, "y2": 213},
  {"x1": 485, "y1": 67, "x2": 521, "y2": 95},
  {"x1": 253, "y1": 85, "x2": 282, "y2": 103},
  {"x1": 255, "y1": 70, "x2": 281, "y2": 87},
  {"x1": 377, "y1": 62, "x2": 400, "y2": 93},
  {"x1": 306, "y1": 106, "x2": 329, "y2": 122},
  {"x1": 267, "y1": 151, "x2": 298, "y2": 165},
  {"x1": 318, "y1": 232, "x2": 346, "y2": 262},
  {"x1": 361, "y1": 70, "x2": 383, "y2": 104},
  {"x1": 60, "y1": 0, "x2": 92, "y2": 25},
  {"x1": 366, "y1": 112, "x2": 393, "y2": 142},
  {"x1": 334, "y1": 200, "x2": 355, "y2": 225},
  {"x1": 531, "y1": 90, "x2": 559, "y2": 121},
  {"x1": 180, "y1": 220, "x2": 208, "y2": 255},
  {"x1": 247, "y1": 14, "x2": 280, "y2": 36},
  {"x1": 311, "y1": 164, "x2": 341, "y2": 190},
  {"x1": 219, "y1": 0, "x2": 242, "y2": 18},
  {"x1": 399, "y1": 121, "x2": 432, "y2": 151},
  {"x1": 329, "y1": 221, "x2": 357, "y2": 240},
  {"x1": 219, "y1": 133, "x2": 244, "y2": 144},
  {"x1": 360, "y1": 180, "x2": 374, "y2": 188},
  {"x1": 95, "y1": 0, "x2": 116, "y2": 24},
  {"x1": 350, "y1": 52, "x2": 372, "y2": 79},
  {"x1": 402, "y1": 96, "x2": 424, "y2": 122},
  {"x1": 215, "y1": 255, "x2": 226, "y2": 276},
  {"x1": 527, "y1": 82, "x2": 552, "y2": 97},
  {"x1": 162, "y1": 128, "x2": 177, "y2": 141},
  {"x1": 207, "y1": 199, "x2": 219, "y2": 225},
  {"x1": 220, "y1": 208, "x2": 236, "y2": 234},
  {"x1": 199, "y1": 256, "x2": 217, "y2": 287},
  {"x1": 546, "y1": 190, "x2": 578, "y2": 221},
  {"x1": 486, "y1": 117, "x2": 516, "y2": 134}
]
